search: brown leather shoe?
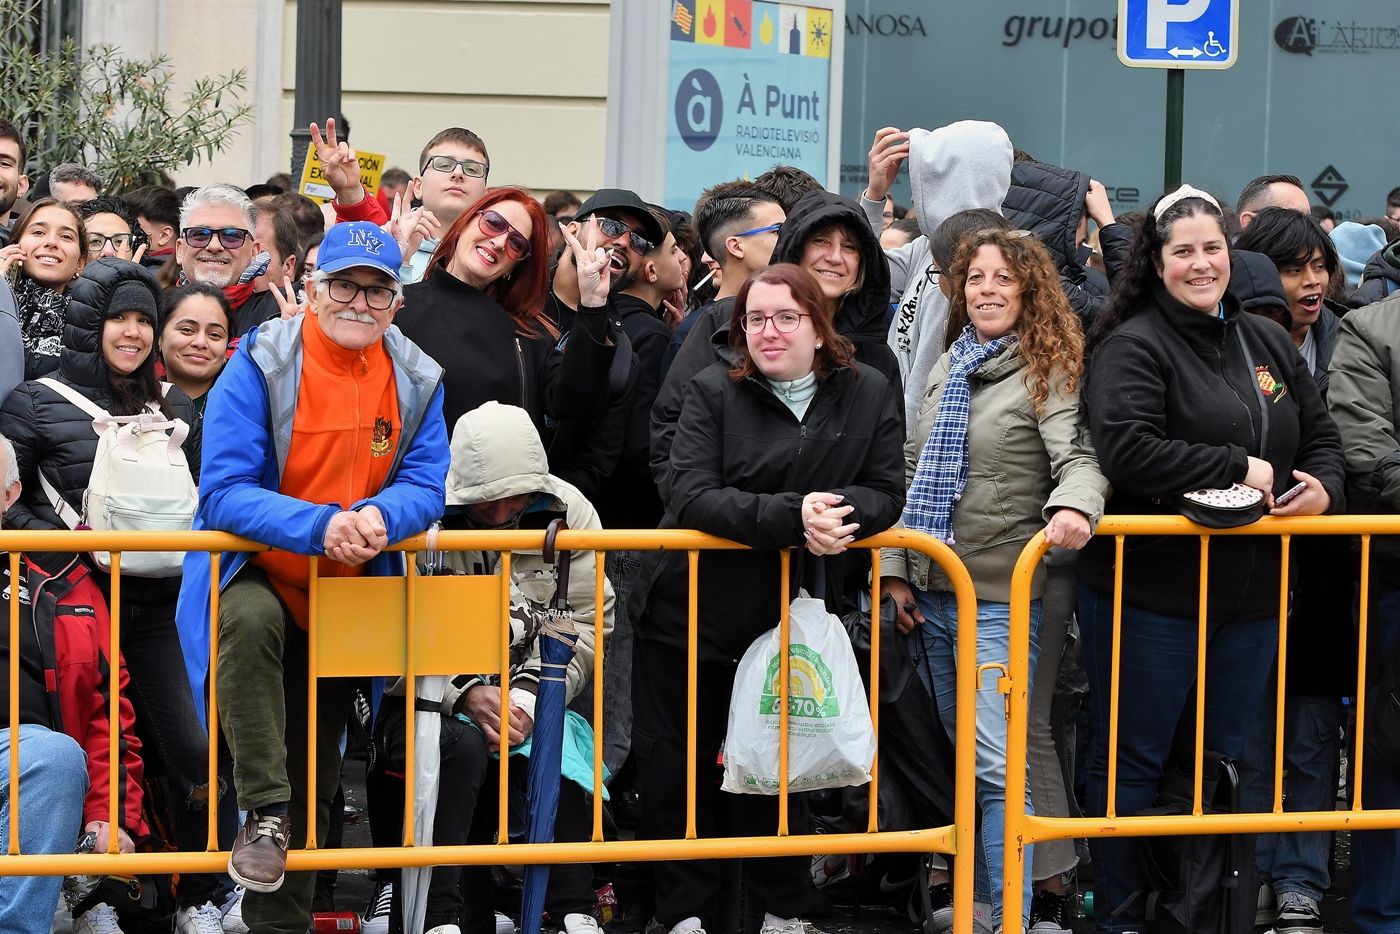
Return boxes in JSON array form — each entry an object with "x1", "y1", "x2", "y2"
[{"x1": 228, "y1": 809, "x2": 292, "y2": 892}]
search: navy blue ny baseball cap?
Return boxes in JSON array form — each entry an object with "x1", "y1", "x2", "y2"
[{"x1": 316, "y1": 221, "x2": 403, "y2": 281}]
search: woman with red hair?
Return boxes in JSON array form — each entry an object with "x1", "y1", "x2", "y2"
[{"x1": 394, "y1": 185, "x2": 607, "y2": 438}]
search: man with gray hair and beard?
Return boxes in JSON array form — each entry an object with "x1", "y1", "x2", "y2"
[{"x1": 175, "y1": 183, "x2": 281, "y2": 337}]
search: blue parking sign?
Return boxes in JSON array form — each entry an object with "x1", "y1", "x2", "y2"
[{"x1": 1118, "y1": 0, "x2": 1238, "y2": 69}]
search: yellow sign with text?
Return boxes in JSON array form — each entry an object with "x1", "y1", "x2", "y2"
[{"x1": 299, "y1": 143, "x2": 386, "y2": 204}]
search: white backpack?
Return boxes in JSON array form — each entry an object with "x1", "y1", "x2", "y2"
[{"x1": 36, "y1": 377, "x2": 197, "y2": 577}]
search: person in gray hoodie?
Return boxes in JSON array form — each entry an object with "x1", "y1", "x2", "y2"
[{"x1": 859, "y1": 121, "x2": 1015, "y2": 427}]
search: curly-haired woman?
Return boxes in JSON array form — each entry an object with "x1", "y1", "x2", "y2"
[{"x1": 880, "y1": 228, "x2": 1108, "y2": 928}]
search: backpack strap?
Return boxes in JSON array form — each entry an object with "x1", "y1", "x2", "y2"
[{"x1": 35, "y1": 377, "x2": 111, "y2": 424}]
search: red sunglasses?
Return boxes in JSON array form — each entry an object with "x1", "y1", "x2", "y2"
[{"x1": 478, "y1": 210, "x2": 532, "y2": 262}]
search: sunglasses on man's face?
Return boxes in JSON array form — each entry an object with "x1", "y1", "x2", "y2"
[
  {"x1": 478, "y1": 209, "x2": 532, "y2": 262},
  {"x1": 587, "y1": 215, "x2": 655, "y2": 255},
  {"x1": 182, "y1": 226, "x2": 250, "y2": 250}
]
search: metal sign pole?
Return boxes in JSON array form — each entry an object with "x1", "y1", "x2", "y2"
[{"x1": 1164, "y1": 68, "x2": 1184, "y2": 191}]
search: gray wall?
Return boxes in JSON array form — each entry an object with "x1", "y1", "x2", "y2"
[{"x1": 838, "y1": 1, "x2": 1398, "y2": 218}]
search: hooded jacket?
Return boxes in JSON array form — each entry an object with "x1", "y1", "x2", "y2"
[
  {"x1": 0, "y1": 259, "x2": 200, "y2": 532},
  {"x1": 858, "y1": 121, "x2": 1014, "y2": 426},
  {"x1": 635, "y1": 361, "x2": 905, "y2": 663},
  {"x1": 1348, "y1": 242, "x2": 1400, "y2": 309},
  {"x1": 1, "y1": 550, "x2": 148, "y2": 836},
  {"x1": 426, "y1": 401, "x2": 614, "y2": 711},
  {"x1": 1001, "y1": 160, "x2": 1131, "y2": 327},
  {"x1": 882, "y1": 346, "x2": 1107, "y2": 603},
  {"x1": 769, "y1": 191, "x2": 899, "y2": 387},
  {"x1": 174, "y1": 315, "x2": 449, "y2": 720}
]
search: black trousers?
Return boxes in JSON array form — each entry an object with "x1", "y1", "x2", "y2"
[
  {"x1": 369, "y1": 694, "x2": 597, "y2": 931},
  {"x1": 631, "y1": 638, "x2": 811, "y2": 929}
]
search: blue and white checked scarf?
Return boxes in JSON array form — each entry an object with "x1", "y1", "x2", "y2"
[{"x1": 902, "y1": 323, "x2": 1018, "y2": 543}]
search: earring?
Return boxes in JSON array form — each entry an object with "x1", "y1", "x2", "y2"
[{"x1": 815, "y1": 341, "x2": 822, "y2": 349}]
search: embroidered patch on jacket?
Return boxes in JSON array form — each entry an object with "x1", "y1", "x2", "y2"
[
  {"x1": 371, "y1": 417, "x2": 393, "y2": 457},
  {"x1": 1255, "y1": 365, "x2": 1288, "y2": 403}
]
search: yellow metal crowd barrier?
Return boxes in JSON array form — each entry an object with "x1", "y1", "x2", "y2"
[
  {"x1": 0, "y1": 528, "x2": 982, "y2": 930},
  {"x1": 1001, "y1": 515, "x2": 1400, "y2": 932}
]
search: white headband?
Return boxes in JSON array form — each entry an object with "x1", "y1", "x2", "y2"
[{"x1": 1154, "y1": 184, "x2": 1220, "y2": 220}]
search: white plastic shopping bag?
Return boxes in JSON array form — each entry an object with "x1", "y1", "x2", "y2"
[{"x1": 722, "y1": 596, "x2": 875, "y2": 794}]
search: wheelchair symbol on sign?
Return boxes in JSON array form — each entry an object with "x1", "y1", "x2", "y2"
[{"x1": 1203, "y1": 31, "x2": 1226, "y2": 57}]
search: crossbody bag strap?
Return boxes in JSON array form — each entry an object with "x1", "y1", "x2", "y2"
[
  {"x1": 34, "y1": 378, "x2": 113, "y2": 529},
  {"x1": 1233, "y1": 324, "x2": 1269, "y2": 457}
]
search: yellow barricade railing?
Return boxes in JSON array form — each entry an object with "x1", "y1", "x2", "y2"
[
  {"x1": 0, "y1": 527, "x2": 981, "y2": 929},
  {"x1": 1002, "y1": 515, "x2": 1400, "y2": 931}
]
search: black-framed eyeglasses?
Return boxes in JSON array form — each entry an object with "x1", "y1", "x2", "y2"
[
  {"x1": 323, "y1": 277, "x2": 398, "y2": 310},
  {"x1": 182, "y1": 226, "x2": 250, "y2": 250},
  {"x1": 732, "y1": 223, "x2": 782, "y2": 239},
  {"x1": 740, "y1": 311, "x2": 810, "y2": 334},
  {"x1": 422, "y1": 154, "x2": 489, "y2": 179},
  {"x1": 87, "y1": 232, "x2": 134, "y2": 253},
  {"x1": 589, "y1": 215, "x2": 655, "y2": 255}
]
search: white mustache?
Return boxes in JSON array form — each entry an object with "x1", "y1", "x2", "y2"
[{"x1": 334, "y1": 311, "x2": 376, "y2": 325}]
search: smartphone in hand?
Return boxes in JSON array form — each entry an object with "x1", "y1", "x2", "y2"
[{"x1": 1275, "y1": 480, "x2": 1308, "y2": 508}]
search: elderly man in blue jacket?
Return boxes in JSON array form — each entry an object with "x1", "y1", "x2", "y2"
[{"x1": 174, "y1": 220, "x2": 448, "y2": 933}]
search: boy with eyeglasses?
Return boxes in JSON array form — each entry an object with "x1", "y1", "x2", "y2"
[{"x1": 312, "y1": 119, "x2": 491, "y2": 284}]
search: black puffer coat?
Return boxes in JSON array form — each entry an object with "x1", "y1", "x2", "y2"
[
  {"x1": 0, "y1": 259, "x2": 200, "y2": 532},
  {"x1": 1001, "y1": 160, "x2": 1133, "y2": 325},
  {"x1": 633, "y1": 361, "x2": 905, "y2": 663}
]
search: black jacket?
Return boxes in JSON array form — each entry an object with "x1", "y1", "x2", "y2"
[
  {"x1": 0, "y1": 259, "x2": 201, "y2": 532},
  {"x1": 593, "y1": 293, "x2": 670, "y2": 528},
  {"x1": 397, "y1": 267, "x2": 555, "y2": 438},
  {"x1": 1080, "y1": 287, "x2": 1345, "y2": 619},
  {"x1": 539, "y1": 290, "x2": 635, "y2": 502},
  {"x1": 1001, "y1": 160, "x2": 1131, "y2": 325},
  {"x1": 232, "y1": 288, "x2": 280, "y2": 339},
  {"x1": 650, "y1": 193, "x2": 903, "y2": 501},
  {"x1": 633, "y1": 361, "x2": 905, "y2": 663},
  {"x1": 649, "y1": 297, "x2": 736, "y2": 497}
]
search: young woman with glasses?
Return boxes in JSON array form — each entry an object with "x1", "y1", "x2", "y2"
[
  {"x1": 631, "y1": 262, "x2": 905, "y2": 934},
  {"x1": 879, "y1": 227, "x2": 1108, "y2": 930},
  {"x1": 394, "y1": 186, "x2": 612, "y2": 440}
]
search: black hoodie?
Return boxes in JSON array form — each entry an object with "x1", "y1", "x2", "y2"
[
  {"x1": 0, "y1": 259, "x2": 200, "y2": 532},
  {"x1": 771, "y1": 189, "x2": 900, "y2": 387}
]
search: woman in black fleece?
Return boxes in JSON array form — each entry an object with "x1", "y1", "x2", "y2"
[{"x1": 1076, "y1": 186, "x2": 1345, "y2": 932}]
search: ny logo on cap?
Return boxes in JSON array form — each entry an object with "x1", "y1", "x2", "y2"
[{"x1": 346, "y1": 227, "x2": 383, "y2": 254}]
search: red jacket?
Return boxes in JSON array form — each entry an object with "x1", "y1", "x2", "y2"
[{"x1": 19, "y1": 553, "x2": 148, "y2": 835}]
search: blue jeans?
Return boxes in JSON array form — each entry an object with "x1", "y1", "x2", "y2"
[
  {"x1": 0, "y1": 725, "x2": 88, "y2": 934},
  {"x1": 1238, "y1": 685, "x2": 1341, "y2": 903},
  {"x1": 1078, "y1": 586, "x2": 1277, "y2": 933},
  {"x1": 1352, "y1": 582, "x2": 1400, "y2": 932},
  {"x1": 908, "y1": 589, "x2": 1040, "y2": 926}
]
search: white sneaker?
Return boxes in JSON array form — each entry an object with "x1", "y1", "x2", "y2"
[
  {"x1": 73, "y1": 903, "x2": 124, "y2": 934},
  {"x1": 565, "y1": 913, "x2": 602, "y2": 934},
  {"x1": 219, "y1": 886, "x2": 249, "y2": 934},
  {"x1": 424, "y1": 926, "x2": 462, "y2": 934},
  {"x1": 175, "y1": 902, "x2": 225, "y2": 934},
  {"x1": 496, "y1": 912, "x2": 517, "y2": 934},
  {"x1": 361, "y1": 881, "x2": 393, "y2": 934},
  {"x1": 758, "y1": 920, "x2": 823, "y2": 934},
  {"x1": 668, "y1": 918, "x2": 705, "y2": 934}
]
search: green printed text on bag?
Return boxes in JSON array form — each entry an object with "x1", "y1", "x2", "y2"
[{"x1": 758, "y1": 643, "x2": 840, "y2": 720}]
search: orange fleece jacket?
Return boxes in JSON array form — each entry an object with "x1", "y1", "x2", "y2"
[{"x1": 253, "y1": 312, "x2": 401, "y2": 627}]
